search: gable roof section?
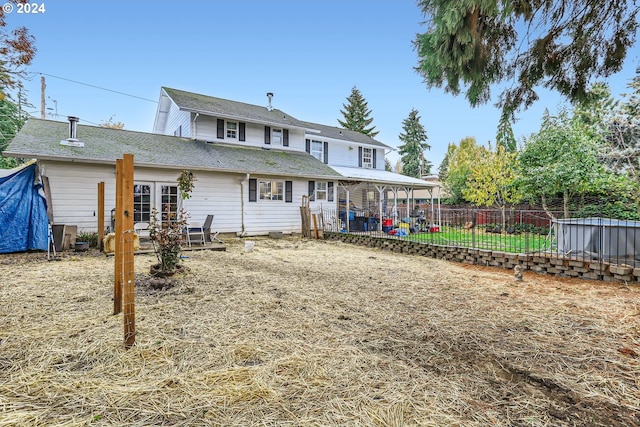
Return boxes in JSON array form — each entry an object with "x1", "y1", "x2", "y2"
[
  {"x1": 3, "y1": 118, "x2": 343, "y2": 180},
  {"x1": 299, "y1": 120, "x2": 390, "y2": 150},
  {"x1": 160, "y1": 87, "x2": 309, "y2": 131}
]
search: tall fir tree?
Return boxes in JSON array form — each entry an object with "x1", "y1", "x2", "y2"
[
  {"x1": 338, "y1": 86, "x2": 378, "y2": 137},
  {"x1": 414, "y1": 0, "x2": 637, "y2": 116},
  {"x1": 397, "y1": 109, "x2": 430, "y2": 178},
  {"x1": 496, "y1": 113, "x2": 517, "y2": 152}
]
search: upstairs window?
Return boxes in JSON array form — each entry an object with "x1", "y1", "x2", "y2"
[
  {"x1": 226, "y1": 121, "x2": 238, "y2": 139},
  {"x1": 362, "y1": 147, "x2": 373, "y2": 168},
  {"x1": 311, "y1": 140, "x2": 323, "y2": 161},
  {"x1": 272, "y1": 128, "x2": 283, "y2": 145}
]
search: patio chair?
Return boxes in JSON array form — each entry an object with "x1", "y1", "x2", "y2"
[
  {"x1": 185, "y1": 221, "x2": 206, "y2": 246},
  {"x1": 134, "y1": 222, "x2": 150, "y2": 240},
  {"x1": 203, "y1": 214, "x2": 223, "y2": 244}
]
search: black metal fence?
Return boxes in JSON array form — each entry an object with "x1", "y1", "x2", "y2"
[{"x1": 316, "y1": 206, "x2": 640, "y2": 267}]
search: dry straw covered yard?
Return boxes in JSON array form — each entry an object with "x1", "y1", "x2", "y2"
[{"x1": 1, "y1": 238, "x2": 639, "y2": 426}]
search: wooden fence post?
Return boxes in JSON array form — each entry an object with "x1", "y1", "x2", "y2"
[
  {"x1": 122, "y1": 154, "x2": 136, "y2": 349},
  {"x1": 114, "y1": 159, "x2": 123, "y2": 315},
  {"x1": 98, "y1": 182, "x2": 105, "y2": 252}
]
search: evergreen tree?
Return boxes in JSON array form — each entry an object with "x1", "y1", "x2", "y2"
[
  {"x1": 496, "y1": 113, "x2": 517, "y2": 152},
  {"x1": 602, "y1": 68, "x2": 640, "y2": 209},
  {"x1": 384, "y1": 157, "x2": 392, "y2": 172},
  {"x1": 338, "y1": 86, "x2": 378, "y2": 137},
  {"x1": 398, "y1": 109, "x2": 431, "y2": 178},
  {"x1": 0, "y1": 92, "x2": 29, "y2": 169},
  {"x1": 414, "y1": 0, "x2": 638, "y2": 116}
]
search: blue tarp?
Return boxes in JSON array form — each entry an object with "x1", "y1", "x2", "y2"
[{"x1": 0, "y1": 163, "x2": 49, "y2": 253}]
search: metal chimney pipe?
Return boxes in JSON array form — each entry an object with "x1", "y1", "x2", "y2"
[
  {"x1": 68, "y1": 116, "x2": 79, "y2": 139},
  {"x1": 266, "y1": 92, "x2": 274, "y2": 111}
]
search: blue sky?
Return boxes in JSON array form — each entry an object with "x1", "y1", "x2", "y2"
[{"x1": 8, "y1": 0, "x2": 640, "y2": 173}]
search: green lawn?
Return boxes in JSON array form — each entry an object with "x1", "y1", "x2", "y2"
[{"x1": 403, "y1": 226, "x2": 551, "y2": 253}]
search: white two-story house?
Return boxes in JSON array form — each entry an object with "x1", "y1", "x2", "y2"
[
  {"x1": 3, "y1": 87, "x2": 437, "y2": 237},
  {"x1": 153, "y1": 87, "x2": 438, "y2": 232}
]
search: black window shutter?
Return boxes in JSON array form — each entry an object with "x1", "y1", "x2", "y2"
[
  {"x1": 239, "y1": 122, "x2": 246, "y2": 141},
  {"x1": 264, "y1": 126, "x2": 271, "y2": 144},
  {"x1": 373, "y1": 149, "x2": 377, "y2": 169},
  {"x1": 308, "y1": 181, "x2": 315, "y2": 201},
  {"x1": 248, "y1": 178, "x2": 257, "y2": 202},
  {"x1": 283, "y1": 129, "x2": 289, "y2": 146},
  {"x1": 305, "y1": 139, "x2": 310, "y2": 153},
  {"x1": 217, "y1": 119, "x2": 224, "y2": 139},
  {"x1": 285, "y1": 181, "x2": 293, "y2": 203},
  {"x1": 328, "y1": 181, "x2": 334, "y2": 202},
  {"x1": 323, "y1": 141, "x2": 329, "y2": 164},
  {"x1": 358, "y1": 147, "x2": 363, "y2": 167}
]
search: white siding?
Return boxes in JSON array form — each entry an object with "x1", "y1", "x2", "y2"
[
  {"x1": 326, "y1": 141, "x2": 356, "y2": 167},
  {"x1": 164, "y1": 102, "x2": 190, "y2": 137},
  {"x1": 39, "y1": 161, "x2": 332, "y2": 237},
  {"x1": 192, "y1": 115, "x2": 306, "y2": 153},
  {"x1": 40, "y1": 161, "x2": 117, "y2": 233},
  {"x1": 244, "y1": 177, "x2": 308, "y2": 235},
  {"x1": 325, "y1": 140, "x2": 386, "y2": 170}
]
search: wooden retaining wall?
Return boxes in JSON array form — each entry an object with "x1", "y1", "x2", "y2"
[{"x1": 324, "y1": 232, "x2": 640, "y2": 284}]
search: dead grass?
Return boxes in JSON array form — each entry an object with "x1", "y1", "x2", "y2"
[{"x1": 1, "y1": 237, "x2": 639, "y2": 426}]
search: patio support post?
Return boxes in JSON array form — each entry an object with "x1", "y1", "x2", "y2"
[
  {"x1": 345, "y1": 188, "x2": 350, "y2": 232},
  {"x1": 402, "y1": 187, "x2": 412, "y2": 220},
  {"x1": 375, "y1": 185, "x2": 386, "y2": 227},
  {"x1": 391, "y1": 187, "x2": 399, "y2": 222}
]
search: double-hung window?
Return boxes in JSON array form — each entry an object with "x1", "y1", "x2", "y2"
[
  {"x1": 271, "y1": 128, "x2": 283, "y2": 145},
  {"x1": 226, "y1": 121, "x2": 238, "y2": 139},
  {"x1": 311, "y1": 140, "x2": 323, "y2": 161},
  {"x1": 259, "y1": 180, "x2": 284, "y2": 201},
  {"x1": 315, "y1": 181, "x2": 327, "y2": 200},
  {"x1": 362, "y1": 147, "x2": 373, "y2": 168}
]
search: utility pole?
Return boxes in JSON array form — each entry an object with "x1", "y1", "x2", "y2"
[{"x1": 40, "y1": 76, "x2": 45, "y2": 119}]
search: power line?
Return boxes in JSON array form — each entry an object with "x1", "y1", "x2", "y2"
[{"x1": 35, "y1": 72, "x2": 157, "y2": 104}]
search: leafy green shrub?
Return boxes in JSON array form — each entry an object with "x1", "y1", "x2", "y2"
[{"x1": 77, "y1": 231, "x2": 99, "y2": 248}]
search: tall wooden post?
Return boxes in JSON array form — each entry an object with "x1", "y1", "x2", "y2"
[
  {"x1": 114, "y1": 159, "x2": 123, "y2": 315},
  {"x1": 98, "y1": 182, "x2": 105, "y2": 252},
  {"x1": 122, "y1": 154, "x2": 136, "y2": 349}
]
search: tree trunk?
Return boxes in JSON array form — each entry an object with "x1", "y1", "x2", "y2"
[
  {"x1": 541, "y1": 195, "x2": 556, "y2": 220},
  {"x1": 563, "y1": 190, "x2": 569, "y2": 219}
]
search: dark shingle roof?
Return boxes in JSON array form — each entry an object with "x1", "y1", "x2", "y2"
[
  {"x1": 3, "y1": 118, "x2": 343, "y2": 179},
  {"x1": 163, "y1": 87, "x2": 307, "y2": 129},
  {"x1": 299, "y1": 120, "x2": 390, "y2": 149},
  {"x1": 162, "y1": 87, "x2": 391, "y2": 149}
]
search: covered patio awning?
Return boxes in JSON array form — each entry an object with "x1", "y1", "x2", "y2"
[
  {"x1": 329, "y1": 166, "x2": 441, "y2": 232},
  {"x1": 329, "y1": 166, "x2": 436, "y2": 188}
]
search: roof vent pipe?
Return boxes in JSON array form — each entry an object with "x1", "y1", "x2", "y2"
[
  {"x1": 266, "y1": 92, "x2": 274, "y2": 111},
  {"x1": 68, "y1": 116, "x2": 79, "y2": 140},
  {"x1": 60, "y1": 116, "x2": 84, "y2": 147}
]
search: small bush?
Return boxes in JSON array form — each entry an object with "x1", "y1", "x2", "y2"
[{"x1": 77, "y1": 231, "x2": 99, "y2": 248}]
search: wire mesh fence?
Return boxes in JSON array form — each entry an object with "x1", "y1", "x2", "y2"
[{"x1": 316, "y1": 199, "x2": 640, "y2": 268}]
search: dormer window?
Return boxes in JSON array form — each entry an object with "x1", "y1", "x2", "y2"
[
  {"x1": 362, "y1": 147, "x2": 373, "y2": 168},
  {"x1": 311, "y1": 140, "x2": 323, "y2": 161},
  {"x1": 272, "y1": 128, "x2": 282, "y2": 145},
  {"x1": 226, "y1": 121, "x2": 238, "y2": 139}
]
